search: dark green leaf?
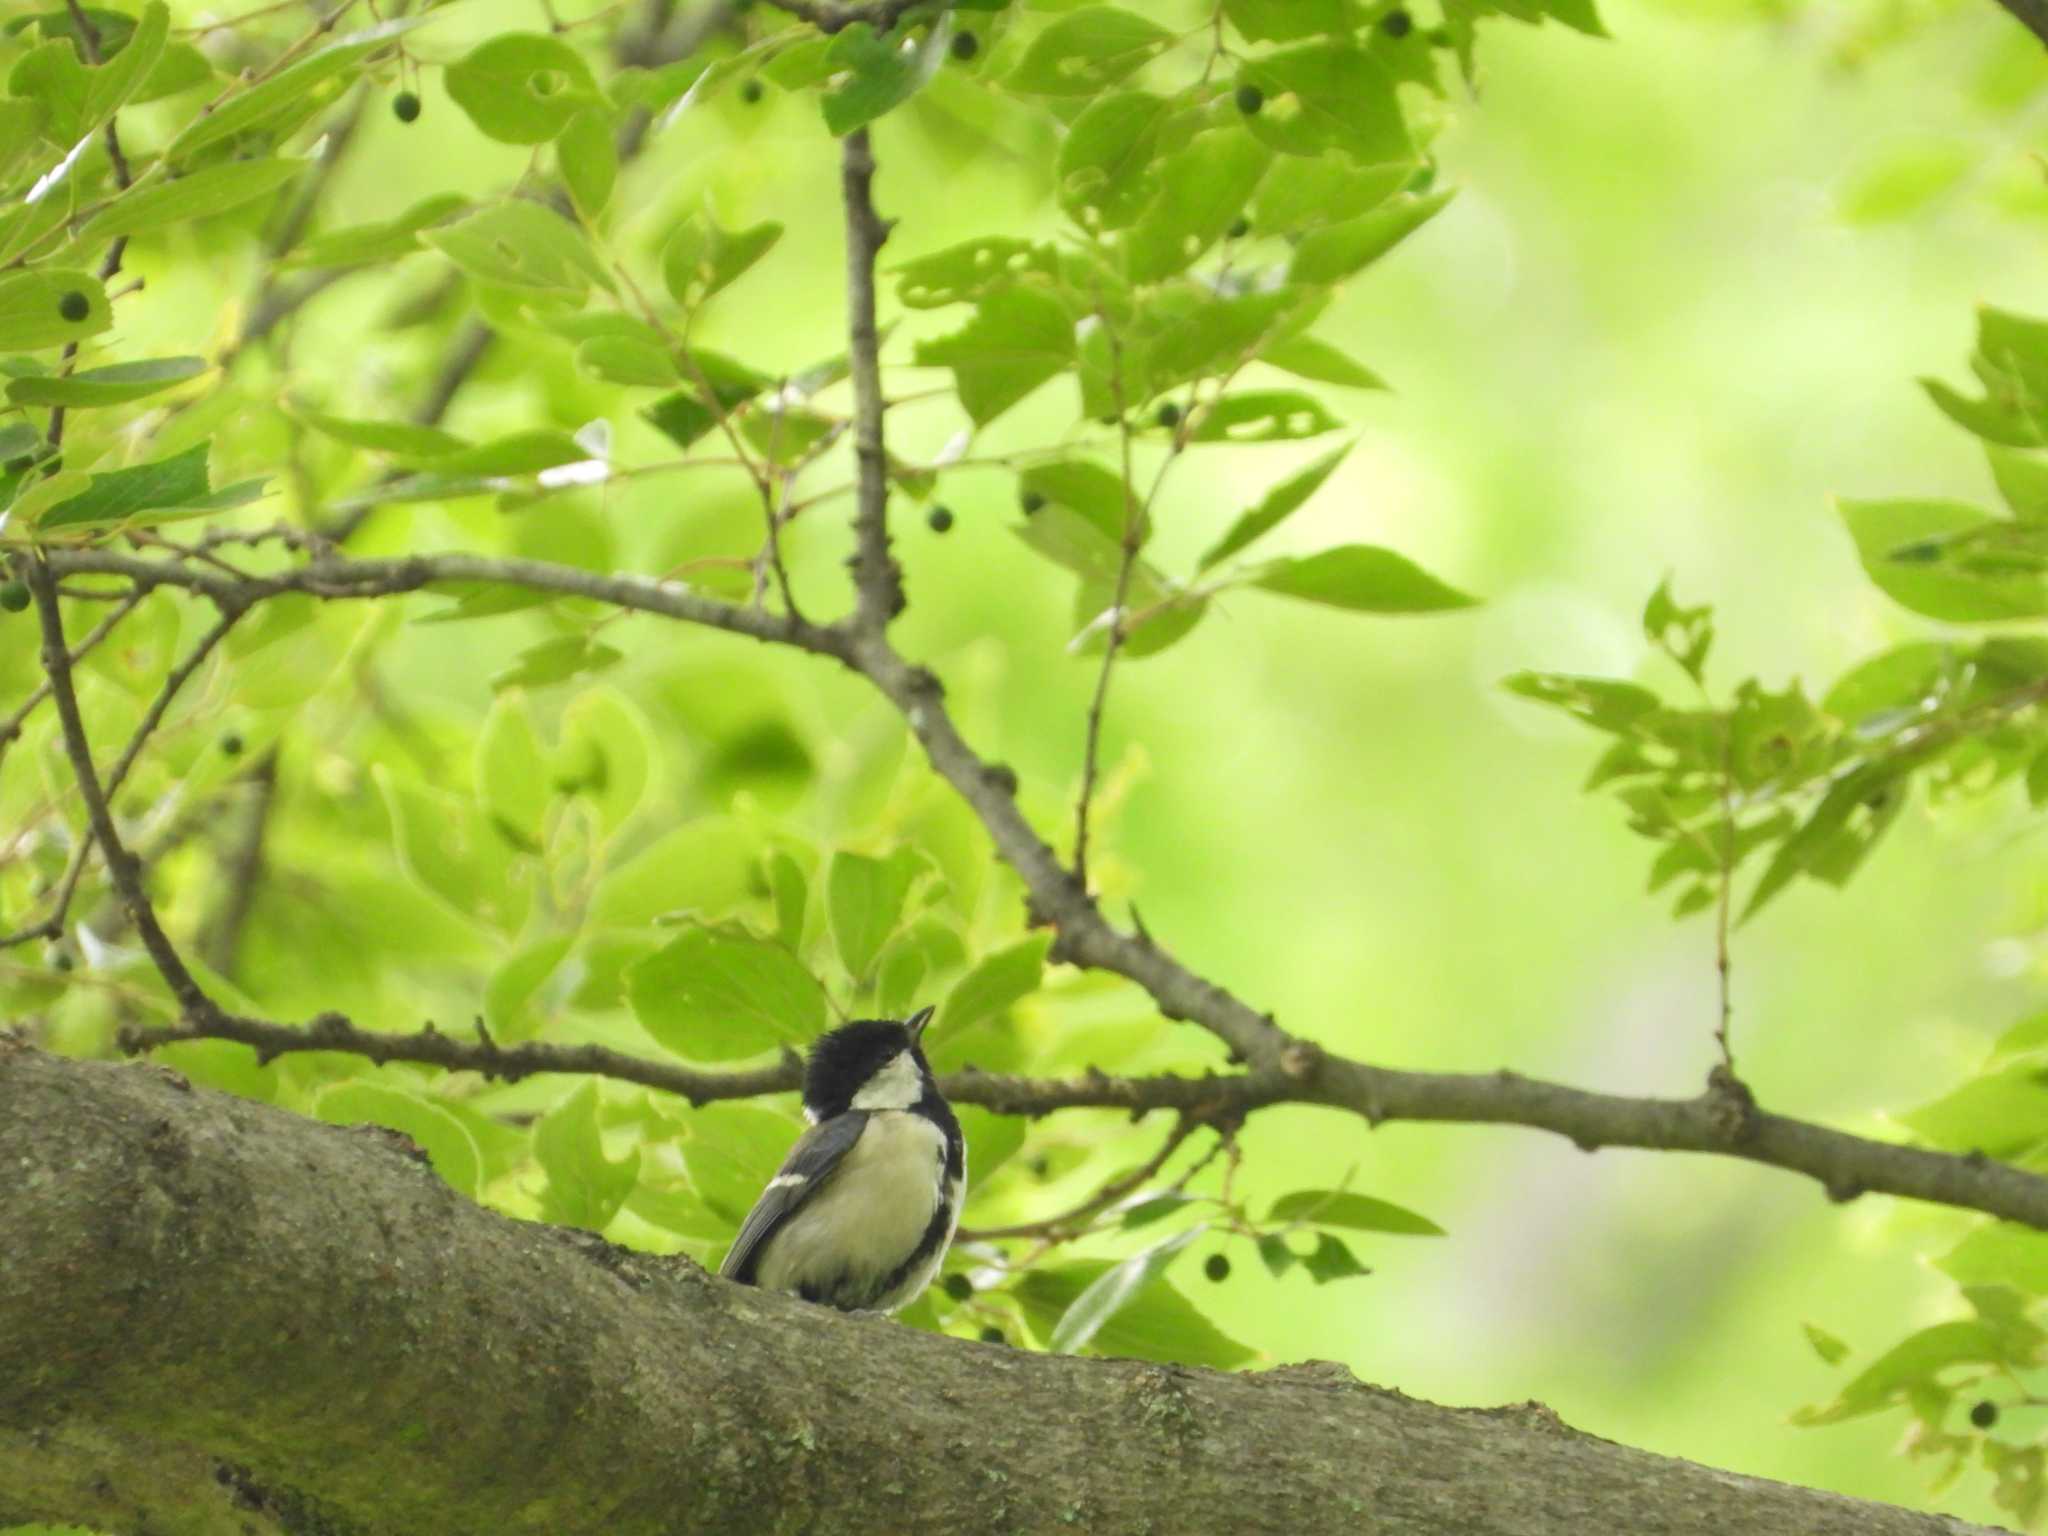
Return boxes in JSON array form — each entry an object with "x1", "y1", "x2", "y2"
[
  {"x1": 1302, "y1": 1232, "x2": 1371, "y2": 1282},
  {"x1": 489, "y1": 635, "x2": 623, "y2": 692},
  {"x1": 914, "y1": 287, "x2": 1075, "y2": 425},
  {"x1": 38, "y1": 442, "x2": 270, "y2": 530},
  {"x1": 1223, "y1": 0, "x2": 1348, "y2": 41},
  {"x1": 81, "y1": 156, "x2": 305, "y2": 242}
]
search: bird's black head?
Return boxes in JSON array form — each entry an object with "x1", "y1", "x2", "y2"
[{"x1": 803, "y1": 1006, "x2": 937, "y2": 1121}]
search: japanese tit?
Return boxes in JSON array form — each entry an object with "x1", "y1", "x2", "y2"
[{"x1": 719, "y1": 1006, "x2": 964, "y2": 1313}]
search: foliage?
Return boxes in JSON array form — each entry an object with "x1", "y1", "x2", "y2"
[{"x1": 4, "y1": 0, "x2": 2048, "y2": 1528}]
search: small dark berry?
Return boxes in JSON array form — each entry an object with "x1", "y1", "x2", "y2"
[
  {"x1": 740, "y1": 78, "x2": 765, "y2": 104},
  {"x1": 1019, "y1": 489, "x2": 1046, "y2": 515},
  {"x1": 1156, "y1": 401, "x2": 1182, "y2": 429},
  {"x1": 1381, "y1": 8, "x2": 1413, "y2": 37},
  {"x1": 942, "y1": 1273, "x2": 973, "y2": 1302},
  {"x1": 1972, "y1": 1400, "x2": 1999, "y2": 1429},
  {"x1": 979, "y1": 1327, "x2": 1006, "y2": 1344},
  {"x1": 220, "y1": 732, "x2": 244, "y2": 757},
  {"x1": 52, "y1": 950, "x2": 74, "y2": 973},
  {"x1": 927, "y1": 505, "x2": 955, "y2": 533},
  {"x1": 393, "y1": 91, "x2": 421, "y2": 122},
  {"x1": 950, "y1": 29, "x2": 979, "y2": 60},
  {"x1": 1235, "y1": 84, "x2": 1264, "y2": 116},
  {"x1": 0, "y1": 580, "x2": 28, "y2": 613},
  {"x1": 1204, "y1": 1253, "x2": 1230, "y2": 1283},
  {"x1": 1226, "y1": 217, "x2": 1250, "y2": 239},
  {"x1": 58, "y1": 290, "x2": 89, "y2": 323}
]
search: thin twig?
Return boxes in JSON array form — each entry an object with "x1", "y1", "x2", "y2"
[
  {"x1": 959, "y1": 1115, "x2": 1202, "y2": 1242},
  {"x1": 840, "y1": 128, "x2": 901, "y2": 632},
  {"x1": 22, "y1": 561, "x2": 223, "y2": 1023}
]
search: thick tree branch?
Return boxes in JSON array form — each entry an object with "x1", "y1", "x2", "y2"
[
  {"x1": 1993, "y1": 0, "x2": 2048, "y2": 46},
  {"x1": 0, "y1": 1045, "x2": 2002, "y2": 1536}
]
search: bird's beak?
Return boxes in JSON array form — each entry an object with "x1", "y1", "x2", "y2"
[{"x1": 906, "y1": 1005, "x2": 936, "y2": 1042}]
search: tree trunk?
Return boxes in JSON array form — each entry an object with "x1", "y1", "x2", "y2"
[{"x1": 0, "y1": 1043, "x2": 2004, "y2": 1536}]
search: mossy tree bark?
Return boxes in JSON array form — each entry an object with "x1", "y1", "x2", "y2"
[{"x1": 0, "y1": 1044, "x2": 2001, "y2": 1536}]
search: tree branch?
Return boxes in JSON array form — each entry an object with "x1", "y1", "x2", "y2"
[
  {"x1": 42, "y1": 542, "x2": 2048, "y2": 1230},
  {"x1": 0, "y1": 1045, "x2": 2003, "y2": 1536},
  {"x1": 1992, "y1": 0, "x2": 2048, "y2": 46},
  {"x1": 840, "y1": 127, "x2": 902, "y2": 632}
]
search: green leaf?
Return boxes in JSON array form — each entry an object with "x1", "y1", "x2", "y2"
[
  {"x1": 956, "y1": 1102, "x2": 1026, "y2": 1183},
  {"x1": 1121, "y1": 1193, "x2": 1199, "y2": 1229},
  {"x1": 484, "y1": 933, "x2": 575, "y2": 1044},
  {"x1": 446, "y1": 31, "x2": 600, "y2": 145},
  {"x1": 1256, "y1": 1233, "x2": 1296, "y2": 1277},
  {"x1": 593, "y1": 818, "x2": 758, "y2": 928},
  {"x1": 288, "y1": 403, "x2": 469, "y2": 458},
  {"x1": 81, "y1": 156, "x2": 305, "y2": 242},
  {"x1": 1006, "y1": 7, "x2": 1176, "y2": 96},
  {"x1": 1794, "y1": 1321, "x2": 2015, "y2": 1426},
  {"x1": 820, "y1": 18, "x2": 950, "y2": 136},
  {"x1": 894, "y1": 238, "x2": 1057, "y2": 309},
  {"x1": 1020, "y1": 459, "x2": 1136, "y2": 545},
  {"x1": 1267, "y1": 1188, "x2": 1445, "y2": 1234},
  {"x1": 424, "y1": 201, "x2": 614, "y2": 295},
  {"x1": 1804, "y1": 1321, "x2": 1852, "y2": 1366},
  {"x1": 937, "y1": 933, "x2": 1051, "y2": 1035},
  {"x1": 167, "y1": 17, "x2": 428, "y2": 161},
  {"x1": 1199, "y1": 441, "x2": 1352, "y2": 570},
  {"x1": 282, "y1": 193, "x2": 470, "y2": 269},
  {"x1": 558, "y1": 106, "x2": 618, "y2": 219},
  {"x1": 914, "y1": 287, "x2": 1075, "y2": 425},
  {"x1": 1251, "y1": 545, "x2": 1476, "y2": 613},
  {"x1": 661, "y1": 214, "x2": 784, "y2": 307},
  {"x1": 477, "y1": 693, "x2": 552, "y2": 851},
  {"x1": 80, "y1": 0, "x2": 168, "y2": 129},
  {"x1": 375, "y1": 768, "x2": 530, "y2": 933},
  {"x1": 5, "y1": 355, "x2": 205, "y2": 408},
  {"x1": 432, "y1": 430, "x2": 590, "y2": 477},
  {"x1": 1190, "y1": 390, "x2": 1344, "y2": 442},
  {"x1": 9, "y1": 41, "x2": 89, "y2": 145},
  {"x1": 1050, "y1": 1228, "x2": 1203, "y2": 1354},
  {"x1": 1301, "y1": 1232, "x2": 1371, "y2": 1283},
  {"x1": 1838, "y1": 497, "x2": 2048, "y2": 622},
  {"x1": 626, "y1": 926, "x2": 826, "y2": 1061},
  {"x1": 37, "y1": 442, "x2": 270, "y2": 531},
  {"x1": 1902, "y1": 1064, "x2": 2048, "y2": 1158},
  {"x1": 1288, "y1": 190, "x2": 1454, "y2": 284},
  {"x1": 767, "y1": 849, "x2": 809, "y2": 949},
  {"x1": 681, "y1": 1103, "x2": 802, "y2": 1225},
  {"x1": 1016, "y1": 1257, "x2": 1258, "y2": 1369},
  {"x1": 490, "y1": 635, "x2": 623, "y2": 693},
  {"x1": 557, "y1": 688, "x2": 653, "y2": 835},
  {"x1": 1260, "y1": 335, "x2": 1386, "y2": 390},
  {"x1": 1224, "y1": 0, "x2": 1348, "y2": 41},
  {"x1": 0, "y1": 269, "x2": 110, "y2": 350},
  {"x1": 1987, "y1": 445, "x2": 2048, "y2": 523},
  {"x1": 828, "y1": 848, "x2": 924, "y2": 980},
  {"x1": 536, "y1": 1082, "x2": 640, "y2": 1230},
  {"x1": 1125, "y1": 129, "x2": 1271, "y2": 282},
  {"x1": 313, "y1": 1082, "x2": 481, "y2": 1198},
  {"x1": 1057, "y1": 91, "x2": 1171, "y2": 232},
  {"x1": 1941, "y1": 1225, "x2": 2048, "y2": 1296},
  {"x1": 1236, "y1": 43, "x2": 1410, "y2": 165},
  {"x1": 1256, "y1": 158, "x2": 1413, "y2": 235}
]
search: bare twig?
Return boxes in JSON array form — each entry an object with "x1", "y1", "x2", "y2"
[
  {"x1": 959, "y1": 1115, "x2": 1203, "y2": 1242},
  {"x1": 198, "y1": 749, "x2": 278, "y2": 978}
]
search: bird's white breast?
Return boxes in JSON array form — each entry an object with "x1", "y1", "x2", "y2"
[{"x1": 754, "y1": 1111, "x2": 950, "y2": 1305}]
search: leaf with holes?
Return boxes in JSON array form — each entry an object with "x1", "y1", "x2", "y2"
[
  {"x1": 1190, "y1": 391, "x2": 1344, "y2": 442},
  {"x1": 1235, "y1": 42, "x2": 1409, "y2": 165},
  {"x1": 446, "y1": 31, "x2": 601, "y2": 145},
  {"x1": 1007, "y1": 6, "x2": 1176, "y2": 96},
  {"x1": 820, "y1": 18, "x2": 951, "y2": 136},
  {"x1": 424, "y1": 201, "x2": 614, "y2": 294},
  {"x1": 914, "y1": 287, "x2": 1076, "y2": 425}
]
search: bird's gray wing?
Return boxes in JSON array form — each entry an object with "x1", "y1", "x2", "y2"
[{"x1": 718, "y1": 1112, "x2": 869, "y2": 1284}]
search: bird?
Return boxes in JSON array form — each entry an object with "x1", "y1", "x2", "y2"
[{"x1": 719, "y1": 1006, "x2": 964, "y2": 1314}]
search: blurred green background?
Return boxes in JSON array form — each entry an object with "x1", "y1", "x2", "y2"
[{"x1": 29, "y1": 0, "x2": 2048, "y2": 1522}]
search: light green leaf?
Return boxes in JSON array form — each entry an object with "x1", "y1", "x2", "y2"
[
  {"x1": 828, "y1": 848, "x2": 925, "y2": 980},
  {"x1": 1199, "y1": 441, "x2": 1352, "y2": 570},
  {"x1": 1125, "y1": 129, "x2": 1271, "y2": 283},
  {"x1": 490, "y1": 634, "x2": 623, "y2": 693},
  {"x1": 1288, "y1": 189, "x2": 1454, "y2": 284},
  {"x1": 594, "y1": 819, "x2": 758, "y2": 927},
  {"x1": 288, "y1": 403, "x2": 469, "y2": 458},
  {"x1": 1191, "y1": 390, "x2": 1344, "y2": 442},
  {"x1": 1251, "y1": 545, "x2": 1476, "y2": 613},
  {"x1": 81, "y1": 156, "x2": 306, "y2": 242},
  {"x1": 536, "y1": 1082, "x2": 640, "y2": 1230},
  {"x1": 1223, "y1": 0, "x2": 1348, "y2": 41},
  {"x1": 424, "y1": 201, "x2": 615, "y2": 294},
  {"x1": 1007, "y1": 6, "x2": 1175, "y2": 96},
  {"x1": 661, "y1": 214, "x2": 784, "y2": 307},
  {"x1": 1260, "y1": 335, "x2": 1387, "y2": 390},
  {"x1": 314, "y1": 1082, "x2": 482, "y2": 1198},
  {"x1": 5, "y1": 355, "x2": 206, "y2": 408},
  {"x1": 893, "y1": 237, "x2": 1057, "y2": 309},
  {"x1": 1057, "y1": 90, "x2": 1170, "y2": 232},
  {"x1": 913, "y1": 287, "x2": 1075, "y2": 425},
  {"x1": 1267, "y1": 1188, "x2": 1445, "y2": 1234},
  {"x1": 477, "y1": 692, "x2": 552, "y2": 851},
  {"x1": 627, "y1": 925, "x2": 826, "y2": 1061},
  {"x1": 1016, "y1": 1257, "x2": 1258, "y2": 1368},
  {"x1": 558, "y1": 105, "x2": 618, "y2": 219},
  {"x1": 937, "y1": 933, "x2": 1051, "y2": 1036},
  {"x1": 0, "y1": 269, "x2": 110, "y2": 350},
  {"x1": 557, "y1": 689, "x2": 654, "y2": 835},
  {"x1": 37, "y1": 442, "x2": 270, "y2": 531},
  {"x1": 167, "y1": 17, "x2": 428, "y2": 161},
  {"x1": 484, "y1": 934, "x2": 576, "y2": 1044},
  {"x1": 1803, "y1": 1321, "x2": 1852, "y2": 1367},
  {"x1": 1050, "y1": 1227, "x2": 1203, "y2": 1354},
  {"x1": 446, "y1": 31, "x2": 600, "y2": 145},
  {"x1": 1236, "y1": 42, "x2": 1409, "y2": 165},
  {"x1": 81, "y1": 1, "x2": 169, "y2": 129},
  {"x1": 1838, "y1": 497, "x2": 2048, "y2": 622},
  {"x1": 282, "y1": 193, "x2": 470, "y2": 269}
]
